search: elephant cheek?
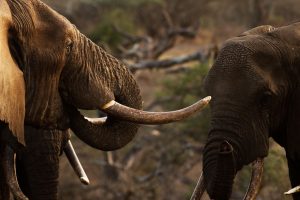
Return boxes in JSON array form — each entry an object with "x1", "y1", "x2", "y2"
[{"x1": 60, "y1": 76, "x2": 114, "y2": 110}]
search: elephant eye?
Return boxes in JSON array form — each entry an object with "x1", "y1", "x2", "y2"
[
  {"x1": 259, "y1": 91, "x2": 272, "y2": 108},
  {"x1": 66, "y1": 44, "x2": 72, "y2": 54},
  {"x1": 65, "y1": 39, "x2": 73, "y2": 54}
]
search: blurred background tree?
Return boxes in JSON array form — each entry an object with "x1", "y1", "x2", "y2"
[{"x1": 41, "y1": 0, "x2": 300, "y2": 199}]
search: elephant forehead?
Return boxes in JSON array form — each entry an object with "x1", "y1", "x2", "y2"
[
  {"x1": 206, "y1": 71, "x2": 260, "y2": 100},
  {"x1": 32, "y1": 0, "x2": 74, "y2": 47},
  {"x1": 270, "y1": 22, "x2": 300, "y2": 46},
  {"x1": 205, "y1": 43, "x2": 265, "y2": 98}
]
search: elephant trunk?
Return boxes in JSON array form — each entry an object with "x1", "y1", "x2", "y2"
[
  {"x1": 61, "y1": 33, "x2": 143, "y2": 151},
  {"x1": 202, "y1": 127, "x2": 266, "y2": 200},
  {"x1": 16, "y1": 127, "x2": 68, "y2": 200},
  {"x1": 68, "y1": 108, "x2": 139, "y2": 151},
  {"x1": 63, "y1": 34, "x2": 210, "y2": 151},
  {"x1": 203, "y1": 140, "x2": 236, "y2": 200},
  {"x1": 68, "y1": 61, "x2": 142, "y2": 151},
  {"x1": 191, "y1": 158, "x2": 264, "y2": 200}
]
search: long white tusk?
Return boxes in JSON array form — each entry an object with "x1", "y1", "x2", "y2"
[
  {"x1": 190, "y1": 173, "x2": 206, "y2": 200},
  {"x1": 243, "y1": 158, "x2": 264, "y2": 200},
  {"x1": 285, "y1": 186, "x2": 300, "y2": 195},
  {"x1": 101, "y1": 96, "x2": 211, "y2": 125},
  {"x1": 64, "y1": 140, "x2": 90, "y2": 185}
]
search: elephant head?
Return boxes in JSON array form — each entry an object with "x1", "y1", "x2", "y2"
[
  {"x1": 192, "y1": 24, "x2": 300, "y2": 200},
  {"x1": 0, "y1": 0, "x2": 211, "y2": 199}
]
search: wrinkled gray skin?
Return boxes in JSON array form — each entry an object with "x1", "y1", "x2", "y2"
[
  {"x1": 203, "y1": 23, "x2": 300, "y2": 200},
  {"x1": 0, "y1": 0, "x2": 143, "y2": 199}
]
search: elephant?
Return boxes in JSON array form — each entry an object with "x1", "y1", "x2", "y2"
[
  {"x1": 191, "y1": 23, "x2": 300, "y2": 200},
  {"x1": 0, "y1": 0, "x2": 211, "y2": 199}
]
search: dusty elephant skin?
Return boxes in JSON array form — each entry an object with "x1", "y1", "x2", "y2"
[
  {"x1": 194, "y1": 24, "x2": 300, "y2": 200},
  {"x1": 0, "y1": 0, "x2": 211, "y2": 199}
]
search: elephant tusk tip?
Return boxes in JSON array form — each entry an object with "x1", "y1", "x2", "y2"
[
  {"x1": 80, "y1": 177, "x2": 90, "y2": 185},
  {"x1": 23, "y1": 196, "x2": 29, "y2": 200},
  {"x1": 203, "y1": 96, "x2": 212, "y2": 104},
  {"x1": 284, "y1": 186, "x2": 300, "y2": 195}
]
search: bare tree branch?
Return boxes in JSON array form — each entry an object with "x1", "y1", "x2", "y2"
[
  {"x1": 113, "y1": 22, "x2": 198, "y2": 61},
  {"x1": 129, "y1": 50, "x2": 208, "y2": 71},
  {"x1": 167, "y1": 28, "x2": 197, "y2": 38},
  {"x1": 162, "y1": 8, "x2": 174, "y2": 28},
  {"x1": 113, "y1": 24, "x2": 147, "y2": 45},
  {"x1": 151, "y1": 28, "x2": 197, "y2": 59}
]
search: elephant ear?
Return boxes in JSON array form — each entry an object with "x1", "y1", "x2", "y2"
[
  {"x1": 0, "y1": 0, "x2": 25, "y2": 145},
  {"x1": 285, "y1": 85, "x2": 300, "y2": 159}
]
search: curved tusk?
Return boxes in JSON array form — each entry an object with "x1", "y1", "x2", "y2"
[
  {"x1": 101, "y1": 96, "x2": 211, "y2": 124},
  {"x1": 285, "y1": 186, "x2": 300, "y2": 195},
  {"x1": 3, "y1": 145, "x2": 28, "y2": 200},
  {"x1": 64, "y1": 140, "x2": 90, "y2": 185},
  {"x1": 243, "y1": 158, "x2": 264, "y2": 200},
  {"x1": 190, "y1": 173, "x2": 206, "y2": 200}
]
